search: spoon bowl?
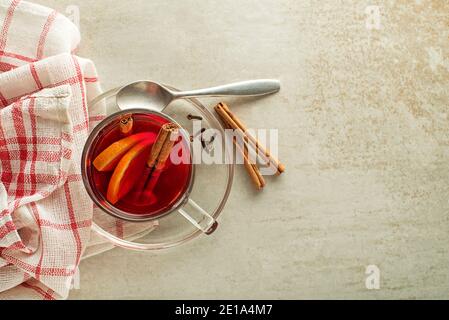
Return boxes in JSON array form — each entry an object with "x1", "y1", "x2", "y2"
[{"x1": 117, "y1": 81, "x2": 173, "y2": 111}]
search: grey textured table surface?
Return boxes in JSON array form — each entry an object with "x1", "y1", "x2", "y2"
[{"x1": 36, "y1": 0, "x2": 448, "y2": 299}]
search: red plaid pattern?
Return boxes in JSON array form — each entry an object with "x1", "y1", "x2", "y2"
[{"x1": 0, "y1": 0, "x2": 105, "y2": 299}]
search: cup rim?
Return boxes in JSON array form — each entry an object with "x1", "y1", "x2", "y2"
[{"x1": 81, "y1": 108, "x2": 195, "y2": 223}]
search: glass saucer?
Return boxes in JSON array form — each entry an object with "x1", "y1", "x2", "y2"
[{"x1": 85, "y1": 86, "x2": 234, "y2": 251}]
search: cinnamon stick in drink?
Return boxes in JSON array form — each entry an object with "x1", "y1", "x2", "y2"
[
  {"x1": 119, "y1": 114, "x2": 134, "y2": 136},
  {"x1": 136, "y1": 123, "x2": 180, "y2": 199},
  {"x1": 147, "y1": 123, "x2": 179, "y2": 170}
]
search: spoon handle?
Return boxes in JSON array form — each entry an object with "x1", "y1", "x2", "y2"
[{"x1": 171, "y1": 79, "x2": 280, "y2": 99}]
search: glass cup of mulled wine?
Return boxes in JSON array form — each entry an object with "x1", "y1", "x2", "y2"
[{"x1": 82, "y1": 108, "x2": 220, "y2": 237}]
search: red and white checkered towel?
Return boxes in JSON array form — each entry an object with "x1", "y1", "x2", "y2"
[{"x1": 0, "y1": 0, "x2": 106, "y2": 299}]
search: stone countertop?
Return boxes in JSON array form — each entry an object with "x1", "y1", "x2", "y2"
[{"x1": 36, "y1": 0, "x2": 449, "y2": 299}]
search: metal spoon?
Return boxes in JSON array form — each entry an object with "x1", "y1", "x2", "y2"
[{"x1": 116, "y1": 79, "x2": 280, "y2": 111}]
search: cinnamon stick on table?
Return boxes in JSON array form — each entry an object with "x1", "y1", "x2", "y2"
[
  {"x1": 214, "y1": 102, "x2": 285, "y2": 175},
  {"x1": 219, "y1": 117, "x2": 265, "y2": 190},
  {"x1": 233, "y1": 138, "x2": 266, "y2": 190}
]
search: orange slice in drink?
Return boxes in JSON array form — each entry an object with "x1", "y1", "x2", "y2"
[
  {"x1": 106, "y1": 139, "x2": 154, "y2": 204},
  {"x1": 93, "y1": 132, "x2": 155, "y2": 172}
]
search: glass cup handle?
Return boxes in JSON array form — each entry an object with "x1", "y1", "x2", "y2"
[{"x1": 178, "y1": 199, "x2": 218, "y2": 235}]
